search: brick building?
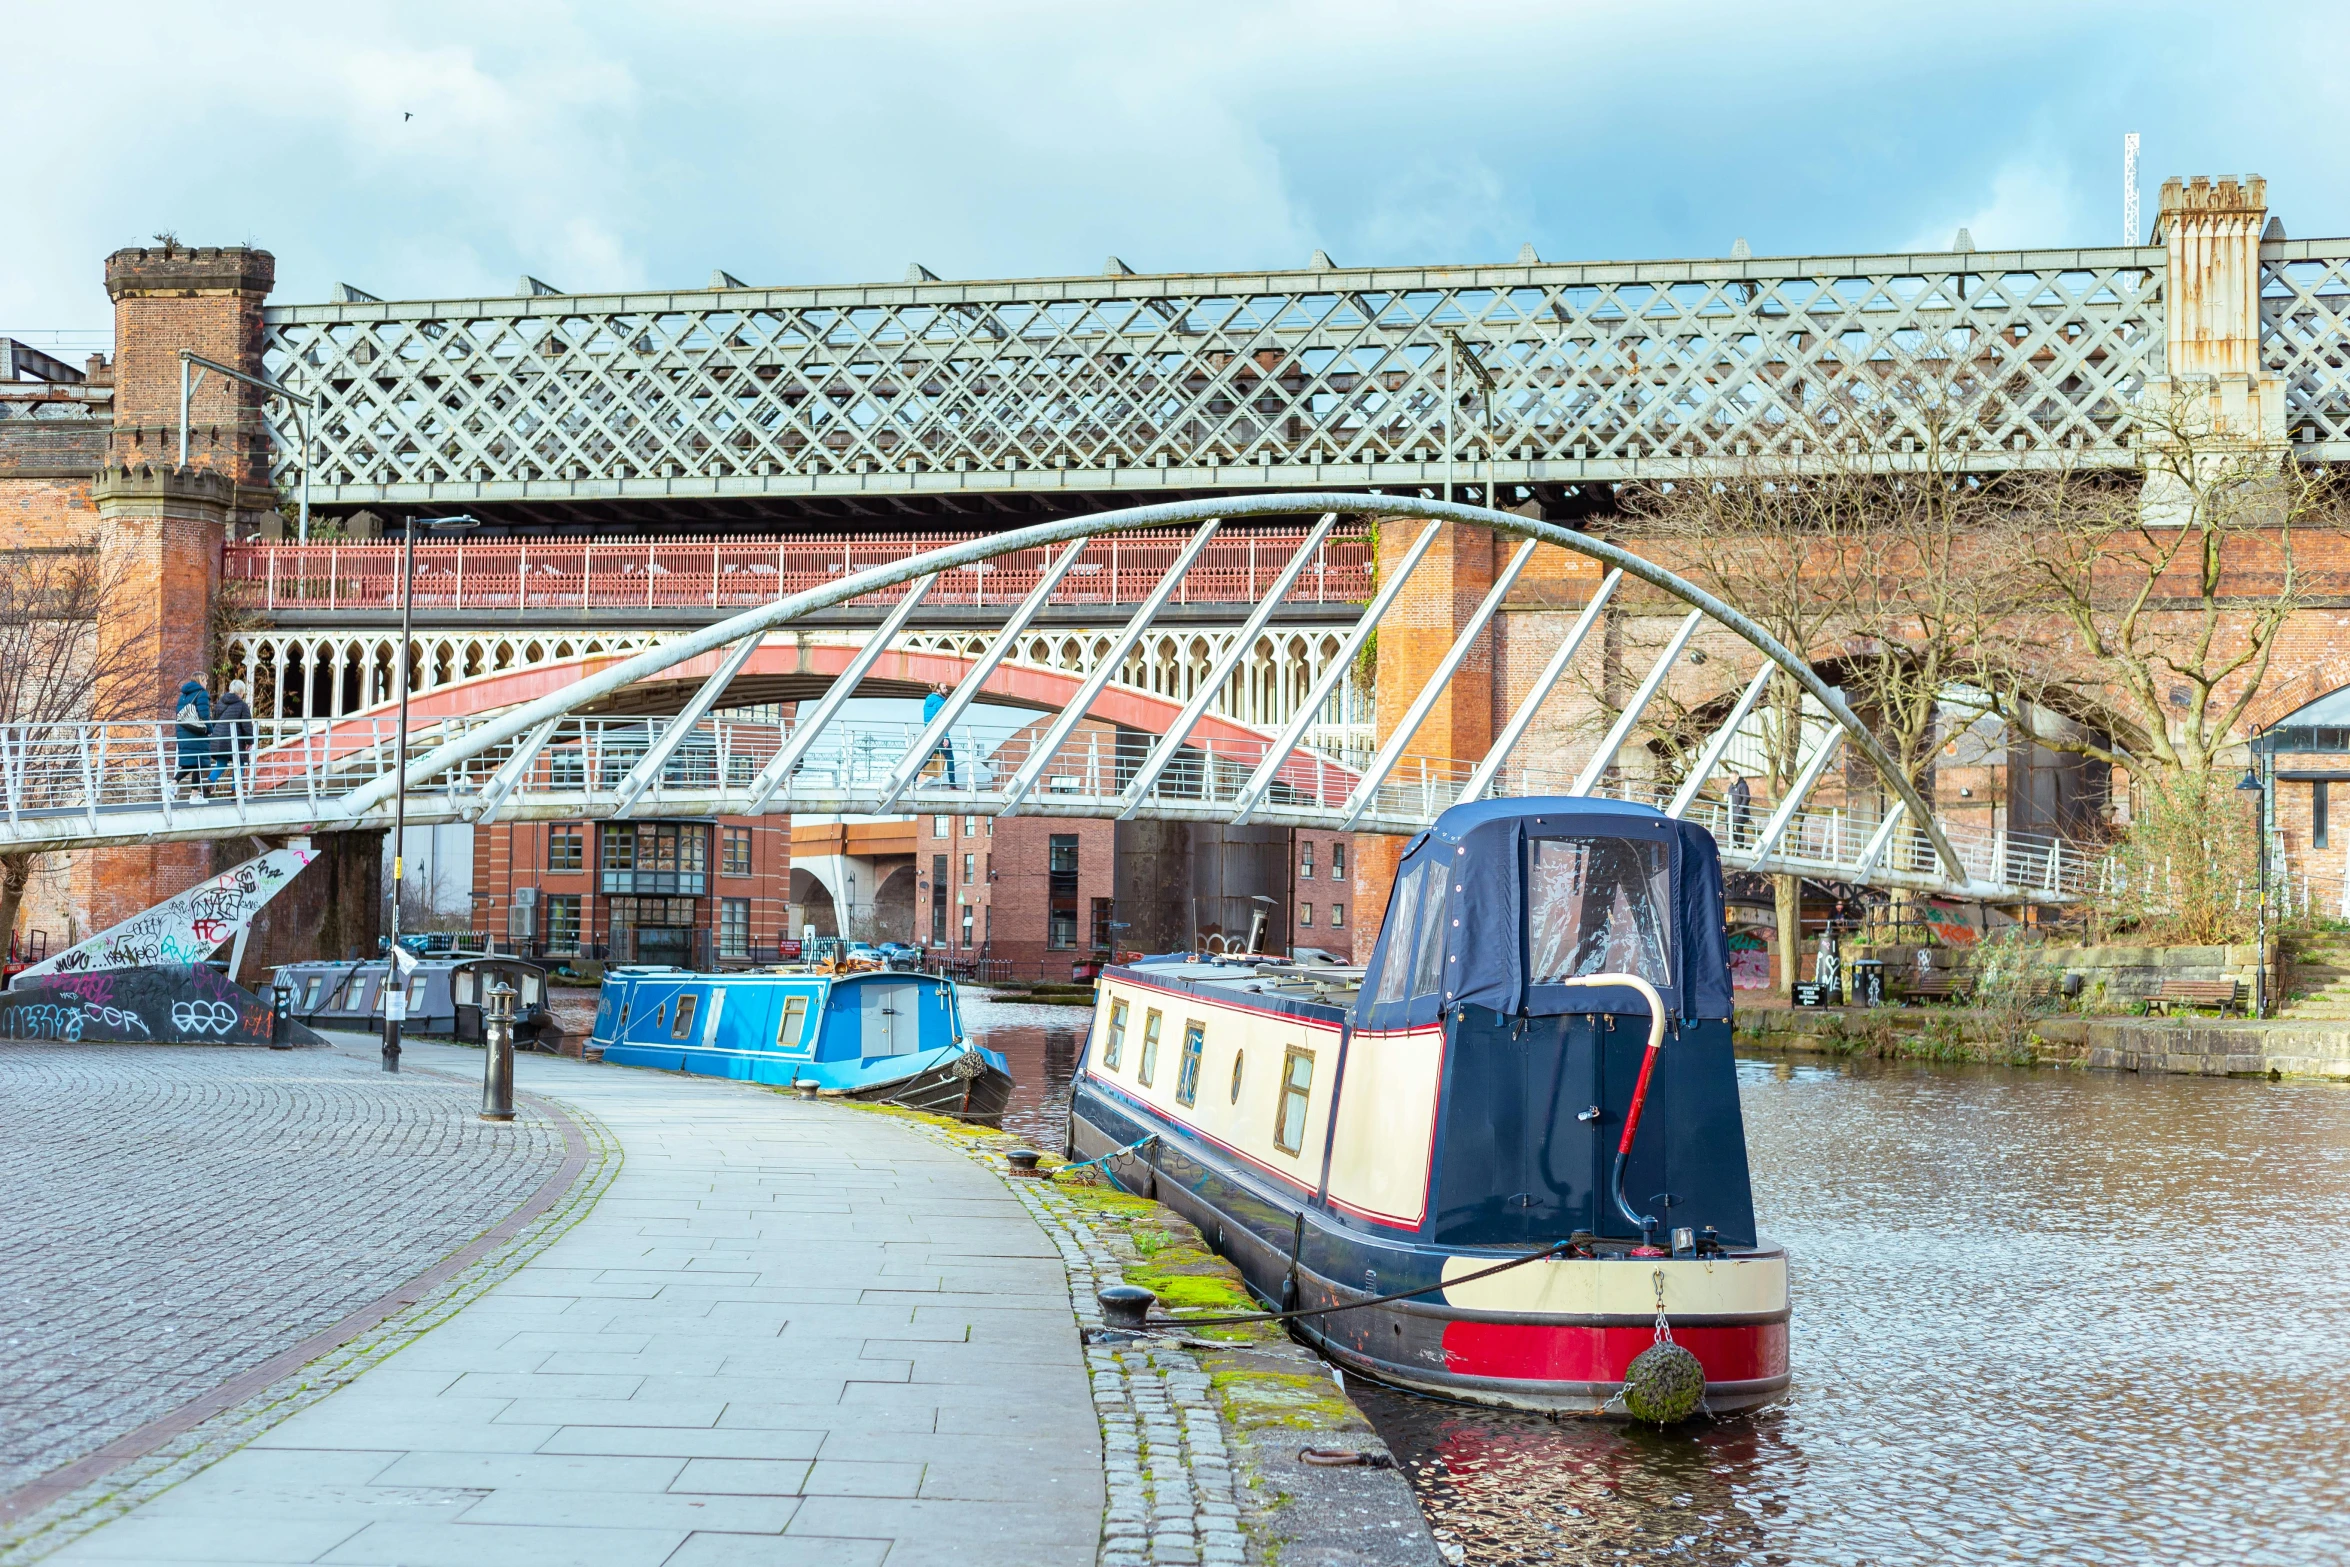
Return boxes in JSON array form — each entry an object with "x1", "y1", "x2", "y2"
[{"x1": 470, "y1": 814, "x2": 793, "y2": 967}]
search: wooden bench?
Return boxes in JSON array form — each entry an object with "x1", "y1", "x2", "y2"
[
  {"x1": 2149, "y1": 978, "x2": 2246, "y2": 1017},
  {"x1": 1900, "y1": 970, "x2": 1970, "y2": 1004}
]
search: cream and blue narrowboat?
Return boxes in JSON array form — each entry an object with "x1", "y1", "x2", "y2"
[
  {"x1": 592, "y1": 967, "x2": 1014, "y2": 1122},
  {"x1": 1068, "y1": 796, "x2": 1791, "y2": 1415}
]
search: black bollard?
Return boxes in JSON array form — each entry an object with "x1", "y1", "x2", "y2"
[
  {"x1": 269, "y1": 981, "x2": 294, "y2": 1050},
  {"x1": 1096, "y1": 1284, "x2": 1155, "y2": 1331},
  {"x1": 480, "y1": 979, "x2": 515, "y2": 1122},
  {"x1": 1006, "y1": 1149, "x2": 1043, "y2": 1176}
]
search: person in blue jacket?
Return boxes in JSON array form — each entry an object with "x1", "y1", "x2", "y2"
[
  {"x1": 922, "y1": 683, "x2": 957, "y2": 787},
  {"x1": 172, "y1": 676, "x2": 213, "y2": 799}
]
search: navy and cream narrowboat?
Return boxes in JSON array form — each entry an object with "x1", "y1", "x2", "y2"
[
  {"x1": 274, "y1": 955, "x2": 557, "y2": 1046},
  {"x1": 591, "y1": 967, "x2": 1014, "y2": 1122},
  {"x1": 1068, "y1": 796, "x2": 1790, "y2": 1415}
]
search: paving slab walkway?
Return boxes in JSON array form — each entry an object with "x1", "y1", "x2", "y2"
[{"x1": 50, "y1": 1039, "x2": 1103, "y2": 1567}]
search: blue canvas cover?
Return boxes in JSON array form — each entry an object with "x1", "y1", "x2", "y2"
[{"x1": 1353, "y1": 797, "x2": 1731, "y2": 1030}]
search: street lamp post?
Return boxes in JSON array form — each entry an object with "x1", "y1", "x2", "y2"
[
  {"x1": 2237, "y1": 762, "x2": 2270, "y2": 1019},
  {"x1": 384, "y1": 513, "x2": 478, "y2": 1072}
]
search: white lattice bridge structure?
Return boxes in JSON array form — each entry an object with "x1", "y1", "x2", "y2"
[
  {"x1": 258, "y1": 228, "x2": 2350, "y2": 515},
  {"x1": 4, "y1": 495, "x2": 2097, "y2": 904}
]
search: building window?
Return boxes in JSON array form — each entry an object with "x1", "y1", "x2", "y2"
[
  {"x1": 671, "y1": 993, "x2": 699, "y2": 1040},
  {"x1": 545, "y1": 894, "x2": 582, "y2": 955},
  {"x1": 719, "y1": 897, "x2": 750, "y2": 957},
  {"x1": 547, "y1": 826, "x2": 585, "y2": 872},
  {"x1": 546, "y1": 746, "x2": 584, "y2": 789},
  {"x1": 1330, "y1": 902, "x2": 1345, "y2": 929},
  {"x1": 931, "y1": 855, "x2": 949, "y2": 943},
  {"x1": 1175, "y1": 1020, "x2": 1206, "y2": 1106},
  {"x1": 1104, "y1": 998, "x2": 1128, "y2": 1070},
  {"x1": 1331, "y1": 843, "x2": 1347, "y2": 881},
  {"x1": 1275, "y1": 1047, "x2": 1315, "y2": 1155},
  {"x1": 1300, "y1": 841, "x2": 1315, "y2": 878},
  {"x1": 934, "y1": 815, "x2": 950, "y2": 838},
  {"x1": 721, "y1": 827, "x2": 752, "y2": 877},
  {"x1": 1092, "y1": 897, "x2": 1114, "y2": 953},
  {"x1": 1299, "y1": 903, "x2": 1314, "y2": 928},
  {"x1": 965, "y1": 816, "x2": 979, "y2": 836},
  {"x1": 601, "y1": 823, "x2": 708, "y2": 895},
  {"x1": 1139, "y1": 1008, "x2": 1163, "y2": 1086},
  {"x1": 2317, "y1": 782, "x2": 2331, "y2": 850},
  {"x1": 1048, "y1": 834, "x2": 1079, "y2": 949},
  {"x1": 961, "y1": 904, "x2": 975, "y2": 946}
]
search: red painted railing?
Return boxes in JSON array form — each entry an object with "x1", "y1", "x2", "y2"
[{"x1": 225, "y1": 529, "x2": 1371, "y2": 613}]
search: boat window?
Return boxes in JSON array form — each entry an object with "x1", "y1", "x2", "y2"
[
  {"x1": 522, "y1": 974, "x2": 543, "y2": 1005},
  {"x1": 1175, "y1": 1021, "x2": 1206, "y2": 1106},
  {"x1": 302, "y1": 977, "x2": 322, "y2": 1009},
  {"x1": 1229, "y1": 1050, "x2": 1245, "y2": 1103},
  {"x1": 618, "y1": 1001, "x2": 631, "y2": 1029},
  {"x1": 1526, "y1": 836, "x2": 1673, "y2": 989},
  {"x1": 778, "y1": 994, "x2": 810, "y2": 1048},
  {"x1": 1104, "y1": 999, "x2": 1128, "y2": 1070},
  {"x1": 454, "y1": 970, "x2": 477, "y2": 1004},
  {"x1": 704, "y1": 989, "x2": 726, "y2": 1044},
  {"x1": 1371, "y1": 861, "x2": 1426, "y2": 1006},
  {"x1": 407, "y1": 977, "x2": 427, "y2": 1012},
  {"x1": 1409, "y1": 856, "x2": 1451, "y2": 998},
  {"x1": 1274, "y1": 1047, "x2": 1314, "y2": 1154},
  {"x1": 1139, "y1": 1009, "x2": 1163, "y2": 1086},
  {"x1": 671, "y1": 993, "x2": 699, "y2": 1040},
  {"x1": 651, "y1": 1002, "x2": 665, "y2": 1033}
]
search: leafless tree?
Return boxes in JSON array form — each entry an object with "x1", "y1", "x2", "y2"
[{"x1": 0, "y1": 550, "x2": 159, "y2": 950}]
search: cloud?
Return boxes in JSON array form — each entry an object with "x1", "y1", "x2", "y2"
[{"x1": 1906, "y1": 160, "x2": 2083, "y2": 253}]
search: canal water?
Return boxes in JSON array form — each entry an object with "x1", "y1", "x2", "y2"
[{"x1": 965, "y1": 994, "x2": 2350, "y2": 1567}]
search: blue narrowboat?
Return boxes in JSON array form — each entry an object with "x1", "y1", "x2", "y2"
[
  {"x1": 1069, "y1": 796, "x2": 1790, "y2": 1415},
  {"x1": 592, "y1": 967, "x2": 1014, "y2": 1121}
]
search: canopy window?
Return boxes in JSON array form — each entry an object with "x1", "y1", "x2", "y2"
[{"x1": 1526, "y1": 836, "x2": 1673, "y2": 991}]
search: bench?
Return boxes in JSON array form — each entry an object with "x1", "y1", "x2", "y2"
[
  {"x1": 1900, "y1": 970, "x2": 1970, "y2": 1004},
  {"x1": 2149, "y1": 979, "x2": 2246, "y2": 1017}
]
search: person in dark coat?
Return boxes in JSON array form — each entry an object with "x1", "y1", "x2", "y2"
[
  {"x1": 1727, "y1": 774, "x2": 1752, "y2": 848},
  {"x1": 208, "y1": 679, "x2": 255, "y2": 792},
  {"x1": 172, "y1": 677, "x2": 213, "y2": 798}
]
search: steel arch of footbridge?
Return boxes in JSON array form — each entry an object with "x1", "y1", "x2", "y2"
[
  {"x1": 0, "y1": 492, "x2": 2091, "y2": 898},
  {"x1": 329, "y1": 492, "x2": 1967, "y2": 879}
]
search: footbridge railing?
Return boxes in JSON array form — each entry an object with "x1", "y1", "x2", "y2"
[{"x1": 0, "y1": 492, "x2": 2114, "y2": 904}]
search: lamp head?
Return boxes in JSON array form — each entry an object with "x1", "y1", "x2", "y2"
[{"x1": 2236, "y1": 768, "x2": 2263, "y2": 793}]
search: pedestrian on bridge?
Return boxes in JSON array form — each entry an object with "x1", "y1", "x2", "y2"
[
  {"x1": 172, "y1": 677, "x2": 212, "y2": 800},
  {"x1": 208, "y1": 679, "x2": 254, "y2": 794},
  {"x1": 1728, "y1": 774, "x2": 1752, "y2": 848},
  {"x1": 923, "y1": 683, "x2": 958, "y2": 788}
]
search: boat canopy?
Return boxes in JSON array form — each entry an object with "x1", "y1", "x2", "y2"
[{"x1": 1354, "y1": 796, "x2": 1731, "y2": 1030}]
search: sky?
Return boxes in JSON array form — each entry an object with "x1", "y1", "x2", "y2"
[{"x1": 7, "y1": 0, "x2": 2346, "y2": 345}]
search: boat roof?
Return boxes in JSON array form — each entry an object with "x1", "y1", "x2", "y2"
[
  {"x1": 1109, "y1": 954, "x2": 1361, "y2": 1022},
  {"x1": 1358, "y1": 794, "x2": 1731, "y2": 1026}
]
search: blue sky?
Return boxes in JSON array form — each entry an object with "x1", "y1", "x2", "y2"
[{"x1": 8, "y1": 1, "x2": 2344, "y2": 342}]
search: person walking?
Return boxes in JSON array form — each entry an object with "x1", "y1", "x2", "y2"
[
  {"x1": 172, "y1": 676, "x2": 212, "y2": 800},
  {"x1": 208, "y1": 679, "x2": 255, "y2": 795},
  {"x1": 1727, "y1": 774, "x2": 1752, "y2": 849},
  {"x1": 922, "y1": 683, "x2": 958, "y2": 788}
]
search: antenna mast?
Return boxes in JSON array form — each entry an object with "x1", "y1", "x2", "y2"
[{"x1": 2122, "y1": 132, "x2": 2141, "y2": 244}]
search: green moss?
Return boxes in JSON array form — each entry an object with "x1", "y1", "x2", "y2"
[{"x1": 1204, "y1": 1365, "x2": 1357, "y2": 1431}]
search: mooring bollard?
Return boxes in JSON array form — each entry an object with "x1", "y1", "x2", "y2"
[
  {"x1": 1006, "y1": 1149, "x2": 1043, "y2": 1176},
  {"x1": 480, "y1": 979, "x2": 516, "y2": 1123},
  {"x1": 269, "y1": 980, "x2": 294, "y2": 1050},
  {"x1": 1096, "y1": 1284, "x2": 1156, "y2": 1331}
]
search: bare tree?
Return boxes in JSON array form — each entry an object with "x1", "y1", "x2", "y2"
[{"x1": 0, "y1": 550, "x2": 159, "y2": 950}]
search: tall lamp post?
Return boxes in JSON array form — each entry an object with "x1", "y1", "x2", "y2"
[
  {"x1": 384, "y1": 513, "x2": 478, "y2": 1072},
  {"x1": 2237, "y1": 761, "x2": 2270, "y2": 1019}
]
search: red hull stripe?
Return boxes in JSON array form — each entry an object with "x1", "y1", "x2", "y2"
[{"x1": 1442, "y1": 1319, "x2": 1789, "y2": 1384}]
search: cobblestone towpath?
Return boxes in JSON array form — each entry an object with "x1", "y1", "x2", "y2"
[
  {"x1": 0, "y1": 1040, "x2": 574, "y2": 1523},
  {"x1": 41, "y1": 1039, "x2": 1108, "y2": 1566}
]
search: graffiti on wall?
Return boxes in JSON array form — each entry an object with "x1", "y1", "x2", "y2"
[{"x1": 12, "y1": 848, "x2": 316, "y2": 989}]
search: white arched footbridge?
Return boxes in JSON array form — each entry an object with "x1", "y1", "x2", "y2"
[{"x1": 0, "y1": 494, "x2": 2096, "y2": 904}]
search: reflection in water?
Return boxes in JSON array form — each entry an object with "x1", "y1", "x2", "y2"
[
  {"x1": 1357, "y1": 1058, "x2": 2350, "y2": 1566},
  {"x1": 962, "y1": 989, "x2": 1089, "y2": 1150}
]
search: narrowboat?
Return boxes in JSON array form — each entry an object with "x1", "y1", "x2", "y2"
[
  {"x1": 591, "y1": 967, "x2": 1014, "y2": 1122},
  {"x1": 273, "y1": 955, "x2": 557, "y2": 1047},
  {"x1": 1069, "y1": 797, "x2": 1790, "y2": 1415}
]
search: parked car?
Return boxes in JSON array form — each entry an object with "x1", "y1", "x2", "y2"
[{"x1": 877, "y1": 942, "x2": 922, "y2": 969}]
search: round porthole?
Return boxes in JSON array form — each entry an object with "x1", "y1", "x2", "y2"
[{"x1": 1230, "y1": 1050, "x2": 1245, "y2": 1103}]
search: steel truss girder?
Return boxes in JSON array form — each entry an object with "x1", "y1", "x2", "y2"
[{"x1": 259, "y1": 242, "x2": 2346, "y2": 506}]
